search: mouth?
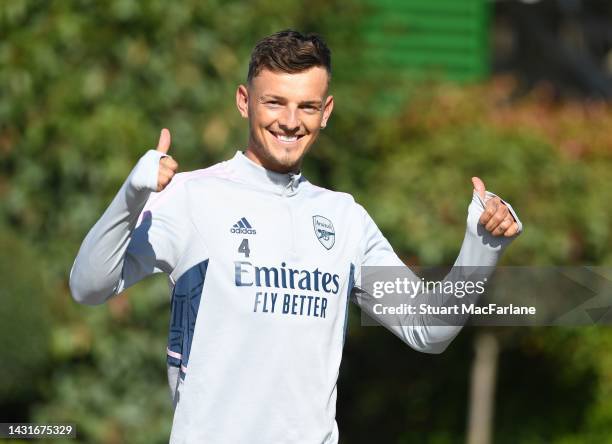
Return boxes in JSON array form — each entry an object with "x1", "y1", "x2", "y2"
[{"x1": 268, "y1": 130, "x2": 305, "y2": 145}]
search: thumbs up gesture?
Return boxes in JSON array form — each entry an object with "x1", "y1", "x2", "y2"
[
  {"x1": 156, "y1": 128, "x2": 179, "y2": 192},
  {"x1": 472, "y1": 177, "x2": 520, "y2": 237}
]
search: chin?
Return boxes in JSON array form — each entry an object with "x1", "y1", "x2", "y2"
[
  {"x1": 269, "y1": 154, "x2": 301, "y2": 173},
  {"x1": 262, "y1": 145, "x2": 304, "y2": 172},
  {"x1": 249, "y1": 133, "x2": 309, "y2": 172}
]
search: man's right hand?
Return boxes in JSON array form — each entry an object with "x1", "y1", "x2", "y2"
[{"x1": 156, "y1": 128, "x2": 179, "y2": 192}]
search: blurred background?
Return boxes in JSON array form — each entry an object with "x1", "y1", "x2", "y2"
[{"x1": 1, "y1": 0, "x2": 612, "y2": 442}]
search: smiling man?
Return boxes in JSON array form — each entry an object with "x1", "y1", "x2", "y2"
[
  {"x1": 236, "y1": 37, "x2": 334, "y2": 173},
  {"x1": 70, "y1": 30, "x2": 521, "y2": 443}
]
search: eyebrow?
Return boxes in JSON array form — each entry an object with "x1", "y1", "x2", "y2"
[{"x1": 259, "y1": 95, "x2": 323, "y2": 106}]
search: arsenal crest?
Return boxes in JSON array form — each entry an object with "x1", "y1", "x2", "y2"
[{"x1": 313, "y1": 215, "x2": 335, "y2": 250}]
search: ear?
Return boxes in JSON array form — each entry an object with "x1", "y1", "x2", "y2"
[
  {"x1": 321, "y1": 95, "x2": 334, "y2": 128},
  {"x1": 236, "y1": 84, "x2": 249, "y2": 119}
]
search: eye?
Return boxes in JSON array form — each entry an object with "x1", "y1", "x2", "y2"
[
  {"x1": 265, "y1": 101, "x2": 281, "y2": 107},
  {"x1": 301, "y1": 105, "x2": 320, "y2": 113}
]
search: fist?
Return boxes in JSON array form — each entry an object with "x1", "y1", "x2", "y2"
[
  {"x1": 156, "y1": 128, "x2": 179, "y2": 192},
  {"x1": 472, "y1": 177, "x2": 520, "y2": 237}
]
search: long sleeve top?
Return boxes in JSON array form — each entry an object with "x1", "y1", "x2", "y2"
[{"x1": 70, "y1": 150, "x2": 521, "y2": 444}]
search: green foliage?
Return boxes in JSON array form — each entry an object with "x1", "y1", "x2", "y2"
[
  {"x1": 33, "y1": 278, "x2": 174, "y2": 444},
  {"x1": 0, "y1": 230, "x2": 52, "y2": 409}
]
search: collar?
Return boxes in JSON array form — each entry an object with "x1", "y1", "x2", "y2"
[{"x1": 229, "y1": 151, "x2": 304, "y2": 196}]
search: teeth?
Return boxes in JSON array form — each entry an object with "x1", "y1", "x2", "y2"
[{"x1": 276, "y1": 134, "x2": 298, "y2": 142}]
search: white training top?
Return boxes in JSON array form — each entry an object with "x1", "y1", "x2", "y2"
[{"x1": 69, "y1": 150, "x2": 521, "y2": 444}]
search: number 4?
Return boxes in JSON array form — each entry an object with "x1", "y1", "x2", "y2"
[{"x1": 238, "y1": 239, "x2": 250, "y2": 257}]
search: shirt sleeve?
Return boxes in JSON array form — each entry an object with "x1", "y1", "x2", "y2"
[
  {"x1": 69, "y1": 150, "x2": 193, "y2": 305},
  {"x1": 352, "y1": 190, "x2": 521, "y2": 353}
]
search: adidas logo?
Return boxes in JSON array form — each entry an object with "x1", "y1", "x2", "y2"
[{"x1": 230, "y1": 217, "x2": 257, "y2": 235}]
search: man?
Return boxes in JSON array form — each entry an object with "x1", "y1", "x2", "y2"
[{"x1": 70, "y1": 30, "x2": 521, "y2": 443}]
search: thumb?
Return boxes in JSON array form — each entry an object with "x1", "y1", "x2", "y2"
[
  {"x1": 156, "y1": 128, "x2": 171, "y2": 154},
  {"x1": 471, "y1": 176, "x2": 486, "y2": 200}
]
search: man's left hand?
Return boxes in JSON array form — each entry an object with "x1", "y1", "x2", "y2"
[{"x1": 472, "y1": 177, "x2": 520, "y2": 237}]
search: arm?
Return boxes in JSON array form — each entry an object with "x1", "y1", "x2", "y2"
[
  {"x1": 69, "y1": 130, "x2": 184, "y2": 305},
  {"x1": 352, "y1": 187, "x2": 522, "y2": 354}
]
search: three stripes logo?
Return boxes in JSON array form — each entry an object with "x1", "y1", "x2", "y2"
[{"x1": 230, "y1": 217, "x2": 257, "y2": 235}]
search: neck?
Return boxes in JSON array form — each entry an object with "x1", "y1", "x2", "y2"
[{"x1": 244, "y1": 147, "x2": 264, "y2": 167}]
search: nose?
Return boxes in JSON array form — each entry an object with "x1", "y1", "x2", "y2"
[{"x1": 278, "y1": 107, "x2": 300, "y2": 132}]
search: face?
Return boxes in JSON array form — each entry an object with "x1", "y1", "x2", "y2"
[{"x1": 236, "y1": 67, "x2": 334, "y2": 173}]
